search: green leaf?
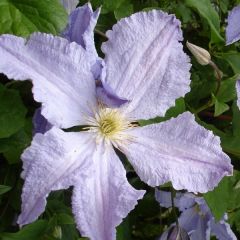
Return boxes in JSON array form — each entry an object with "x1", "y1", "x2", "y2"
[
  {"x1": 164, "y1": 97, "x2": 186, "y2": 118},
  {"x1": 0, "y1": 0, "x2": 68, "y2": 37},
  {"x1": 88, "y1": 0, "x2": 103, "y2": 8},
  {"x1": 142, "y1": 7, "x2": 161, "y2": 11},
  {"x1": 185, "y1": 64, "x2": 216, "y2": 107},
  {"x1": 204, "y1": 172, "x2": 240, "y2": 221},
  {"x1": 103, "y1": 0, "x2": 125, "y2": 11},
  {"x1": 232, "y1": 102, "x2": 240, "y2": 136},
  {"x1": 212, "y1": 94, "x2": 229, "y2": 117},
  {"x1": 229, "y1": 209, "x2": 240, "y2": 233},
  {"x1": 114, "y1": 1, "x2": 133, "y2": 20},
  {"x1": 185, "y1": 0, "x2": 224, "y2": 43},
  {"x1": 0, "y1": 185, "x2": 11, "y2": 195},
  {"x1": 0, "y1": 220, "x2": 48, "y2": 240},
  {"x1": 221, "y1": 135, "x2": 240, "y2": 157},
  {"x1": 60, "y1": 225, "x2": 81, "y2": 240},
  {"x1": 135, "y1": 193, "x2": 161, "y2": 218},
  {"x1": 219, "y1": 0, "x2": 229, "y2": 13},
  {"x1": 174, "y1": 3, "x2": 192, "y2": 24},
  {"x1": 56, "y1": 213, "x2": 75, "y2": 225},
  {"x1": 0, "y1": 118, "x2": 32, "y2": 164},
  {"x1": 117, "y1": 217, "x2": 132, "y2": 240},
  {"x1": 217, "y1": 75, "x2": 237, "y2": 103},
  {"x1": 0, "y1": 84, "x2": 27, "y2": 138},
  {"x1": 219, "y1": 103, "x2": 240, "y2": 157},
  {"x1": 221, "y1": 52, "x2": 240, "y2": 74},
  {"x1": 204, "y1": 177, "x2": 231, "y2": 220}
]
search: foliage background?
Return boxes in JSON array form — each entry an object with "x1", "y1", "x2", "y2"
[{"x1": 0, "y1": 0, "x2": 240, "y2": 239}]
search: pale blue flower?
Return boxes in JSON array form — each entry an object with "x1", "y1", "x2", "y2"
[
  {"x1": 156, "y1": 190, "x2": 237, "y2": 240},
  {"x1": 0, "y1": 3, "x2": 233, "y2": 240},
  {"x1": 226, "y1": 4, "x2": 240, "y2": 45}
]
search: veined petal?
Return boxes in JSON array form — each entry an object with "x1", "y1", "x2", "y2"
[
  {"x1": 155, "y1": 190, "x2": 196, "y2": 211},
  {"x1": 62, "y1": 3, "x2": 102, "y2": 79},
  {"x1": 188, "y1": 215, "x2": 208, "y2": 240},
  {"x1": 155, "y1": 190, "x2": 173, "y2": 209},
  {"x1": 119, "y1": 112, "x2": 233, "y2": 193},
  {"x1": 177, "y1": 193, "x2": 197, "y2": 212},
  {"x1": 63, "y1": 3, "x2": 100, "y2": 58},
  {"x1": 159, "y1": 229, "x2": 170, "y2": 240},
  {"x1": 178, "y1": 207, "x2": 203, "y2": 235},
  {"x1": 210, "y1": 216, "x2": 237, "y2": 240},
  {"x1": 158, "y1": 207, "x2": 199, "y2": 240},
  {"x1": 60, "y1": 0, "x2": 79, "y2": 14},
  {"x1": 96, "y1": 83, "x2": 129, "y2": 107},
  {"x1": 18, "y1": 127, "x2": 95, "y2": 226},
  {"x1": 101, "y1": 10, "x2": 191, "y2": 120},
  {"x1": 226, "y1": 5, "x2": 240, "y2": 45},
  {"x1": 236, "y1": 80, "x2": 240, "y2": 109},
  {"x1": 0, "y1": 33, "x2": 97, "y2": 128},
  {"x1": 72, "y1": 141, "x2": 145, "y2": 240}
]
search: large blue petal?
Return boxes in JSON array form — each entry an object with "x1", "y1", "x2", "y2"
[{"x1": 226, "y1": 5, "x2": 240, "y2": 45}]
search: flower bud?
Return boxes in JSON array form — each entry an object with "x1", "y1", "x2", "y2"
[
  {"x1": 53, "y1": 226, "x2": 62, "y2": 239},
  {"x1": 186, "y1": 41, "x2": 211, "y2": 65}
]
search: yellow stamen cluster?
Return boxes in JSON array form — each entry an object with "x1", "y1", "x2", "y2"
[{"x1": 87, "y1": 107, "x2": 134, "y2": 142}]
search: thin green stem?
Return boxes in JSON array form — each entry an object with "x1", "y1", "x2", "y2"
[
  {"x1": 171, "y1": 188, "x2": 179, "y2": 227},
  {"x1": 94, "y1": 29, "x2": 108, "y2": 39},
  {"x1": 194, "y1": 100, "x2": 214, "y2": 114},
  {"x1": 209, "y1": 60, "x2": 222, "y2": 96},
  {"x1": 5, "y1": 81, "x2": 16, "y2": 88}
]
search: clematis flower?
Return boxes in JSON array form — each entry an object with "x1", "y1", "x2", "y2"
[
  {"x1": 156, "y1": 190, "x2": 237, "y2": 240},
  {"x1": 0, "y1": 3, "x2": 233, "y2": 240},
  {"x1": 226, "y1": 4, "x2": 240, "y2": 45}
]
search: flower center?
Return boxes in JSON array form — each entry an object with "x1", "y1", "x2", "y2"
[
  {"x1": 99, "y1": 117, "x2": 119, "y2": 137},
  {"x1": 86, "y1": 107, "x2": 134, "y2": 141},
  {"x1": 96, "y1": 108, "x2": 131, "y2": 139}
]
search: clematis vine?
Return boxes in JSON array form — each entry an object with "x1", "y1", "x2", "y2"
[
  {"x1": 0, "y1": 3, "x2": 233, "y2": 240},
  {"x1": 156, "y1": 190, "x2": 237, "y2": 240}
]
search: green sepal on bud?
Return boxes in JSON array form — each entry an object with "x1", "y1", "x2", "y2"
[
  {"x1": 52, "y1": 226, "x2": 62, "y2": 239},
  {"x1": 186, "y1": 41, "x2": 211, "y2": 65}
]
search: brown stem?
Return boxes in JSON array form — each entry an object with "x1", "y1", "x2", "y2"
[
  {"x1": 200, "y1": 111, "x2": 232, "y2": 121},
  {"x1": 209, "y1": 61, "x2": 222, "y2": 96},
  {"x1": 94, "y1": 29, "x2": 108, "y2": 39},
  {"x1": 171, "y1": 188, "x2": 179, "y2": 227}
]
